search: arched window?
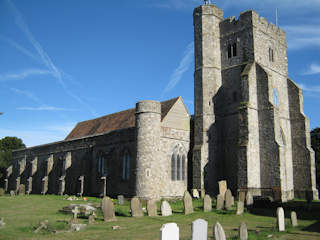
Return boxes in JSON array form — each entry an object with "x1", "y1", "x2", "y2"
[
  {"x1": 171, "y1": 154, "x2": 176, "y2": 181},
  {"x1": 122, "y1": 150, "x2": 131, "y2": 181},
  {"x1": 227, "y1": 44, "x2": 232, "y2": 58},
  {"x1": 171, "y1": 145, "x2": 187, "y2": 182}
]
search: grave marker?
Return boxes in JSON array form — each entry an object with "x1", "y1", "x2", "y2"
[
  {"x1": 101, "y1": 196, "x2": 116, "y2": 221},
  {"x1": 183, "y1": 191, "x2": 194, "y2": 215},
  {"x1": 203, "y1": 194, "x2": 212, "y2": 212},
  {"x1": 131, "y1": 197, "x2": 144, "y2": 217},
  {"x1": 160, "y1": 223, "x2": 179, "y2": 240},
  {"x1": 214, "y1": 222, "x2": 226, "y2": 240},
  {"x1": 161, "y1": 201, "x2": 172, "y2": 216},
  {"x1": 192, "y1": 218, "x2": 208, "y2": 240},
  {"x1": 276, "y1": 207, "x2": 285, "y2": 232}
]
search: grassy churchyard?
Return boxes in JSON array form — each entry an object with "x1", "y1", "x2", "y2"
[{"x1": 0, "y1": 194, "x2": 319, "y2": 240}]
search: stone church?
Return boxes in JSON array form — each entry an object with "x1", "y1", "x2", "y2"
[{"x1": 5, "y1": 3, "x2": 318, "y2": 201}]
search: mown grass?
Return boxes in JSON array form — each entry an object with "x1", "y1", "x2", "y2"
[{"x1": 0, "y1": 194, "x2": 319, "y2": 240}]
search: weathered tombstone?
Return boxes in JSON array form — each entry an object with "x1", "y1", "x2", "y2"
[
  {"x1": 216, "y1": 194, "x2": 224, "y2": 210},
  {"x1": 161, "y1": 201, "x2": 172, "y2": 216},
  {"x1": 291, "y1": 211, "x2": 298, "y2": 227},
  {"x1": 203, "y1": 194, "x2": 212, "y2": 212},
  {"x1": 130, "y1": 197, "x2": 144, "y2": 217},
  {"x1": 192, "y1": 189, "x2": 200, "y2": 199},
  {"x1": 117, "y1": 195, "x2": 124, "y2": 205},
  {"x1": 218, "y1": 180, "x2": 227, "y2": 200},
  {"x1": 4, "y1": 179, "x2": 8, "y2": 192},
  {"x1": 0, "y1": 188, "x2": 4, "y2": 196},
  {"x1": 78, "y1": 176, "x2": 84, "y2": 197},
  {"x1": 192, "y1": 218, "x2": 208, "y2": 240},
  {"x1": 160, "y1": 223, "x2": 179, "y2": 240},
  {"x1": 238, "y1": 222, "x2": 248, "y2": 240},
  {"x1": 239, "y1": 191, "x2": 246, "y2": 202},
  {"x1": 88, "y1": 214, "x2": 95, "y2": 224},
  {"x1": 101, "y1": 196, "x2": 116, "y2": 221},
  {"x1": 225, "y1": 189, "x2": 233, "y2": 210},
  {"x1": 214, "y1": 222, "x2": 226, "y2": 240},
  {"x1": 72, "y1": 206, "x2": 79, "y2": 221},
  {"x1": 10, "y1": 190, "x2": 15, "y2": 197},
  {"x1": 183, "y1": 191, "x2": 194, "y2": 215},
  {"x1": 246, "y1": 192, "x2": 253, "y2": 207},
  {"x1": 147, "y1": 200, "x2": 158, "y2": 217},
  {"x1": 18, "y1": 184, "x2": 25, "y2": 195},
  {"x1": 236, "y1": 201, "x2": 244, "y2": 215},
  {"x1": 101, "y1": 176, "x2": 107, "y2": 197},
  {"x1": 276, "y1": 207, "x2": 285, "y2": 232}
]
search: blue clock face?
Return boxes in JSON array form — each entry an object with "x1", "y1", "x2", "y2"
[{"x1": 273, "y1": 88, "x2": 280, "y2": 107}]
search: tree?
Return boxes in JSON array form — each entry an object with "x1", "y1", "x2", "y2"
[
  {"x1": 311, "y1": 128, "x2": 320, "y2": 188},
  {"x1": 0, "y1": 137, "x2": 26, "y2": 179}
]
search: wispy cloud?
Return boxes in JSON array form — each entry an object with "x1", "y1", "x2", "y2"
[
  {"x1": 298, "y1": 83, "x2": 320, "y2": 93},
  {"x1": 5, "y1": 0, "x2": 97, "y2": 116},
  {"x1": 149, "y1": 0, "x2": 198, "y2": 10},
  {"x1": 283, "y1": 25, "x2": 320, "y2": 50},
  {"x1": 302, "y1": 63, "x2": 320, "y2": 75},
  {"x1": 161, "y1": 42, "x2": 194, "y2": 98},
  {"x1": 0, "y1": 69, "x2": 52, "y2": 82}
]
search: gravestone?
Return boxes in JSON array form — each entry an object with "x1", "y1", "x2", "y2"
[
  {"x1": 78, "y1": 176, "x2": 84, "y2": 197},
  {"x1": 246, "y1": 192, "x2": 253, "y2": 207},
  {"x1": 130, "y1": 197, "x2": 144, "y2": 217},
  {"x1": 239, "y1": 191, "x2": 246, "y2": 202},
  {"x1": 276, "y1": 207, "x2": 285, "y2": 232},
  {"x1": 239, "y1": 222, "x2": 248, "y2": 240},
  {"x1": 100, "y1": 177, "x2": 107, "y2": 197},
  {"x1": 192, "y1": 189, "x2": 200, "y2": 199},
  {"x1": 218, "y1": 180, "x2": 227, "y2": 200},
  {"x1": 4, "y1": 179, "x2": 8, "y2": 192},
  {"x1": 214, "y1": 222, "x2": 226, "y2": 240},
  {"x1": 192, "y1": 218, "x2": 208, "y2": 240},
  {"x1": 161, "y1": 201, "x2": 172, "y2": 216},
  {"x1": 160, "y1": 223, "x2": 179, "y2": 240},
  {"x1": 225, "y1": 189, "x2": 233, "y2": 210},
  {"x1": 236, "y1": 201, "x2": 244, "y2": 215},
  {"x1": 183, "y1": 191, "x2": 194, "y2": 215},
  {"x1": 18, "y1": 184, "x2": 25, "y2": 195},
  {"x1": 88, "y1": 214, "x2": 95, "y2": 224},
  {"x1": 0, "y1": 188, "x2": 4, "y2": 196},
  {"x1": 291, "y1": 211, "x2": 298, "y2": 227},
  {"x1": 72, "y1": 206, "x2": 79, "y2": 221},
  {"x1": 117, "y1": 195, "x2": 124, "y2": 205},
  {"x1": 216, "y1": 194, "x2": 224, "y2": 210},
  {"x1": 203, "y1": 194, "x2": 212, "y2": 212},
  {"x1": 10, "y1": 190, "x2": 15, "y2": 196},
  {"x1": 147, "y1": 200, "x2": 158, "y2": 216},
  {"x1": 101, "y1": 196, "x2": 116, "y2": 221}
]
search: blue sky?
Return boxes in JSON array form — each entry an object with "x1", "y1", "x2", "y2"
[{"x1": 0, "y1": 0, "x2": 320, "y2": 147}]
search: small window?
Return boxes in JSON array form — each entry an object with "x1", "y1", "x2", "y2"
[
  {"x1": 269, "y1": 48, "x2": 274, "y2": 62},
  {"x1": 97, "y1": 154, "x2": 105, "y2": 175},
  {"x1": 232, "y1": 43, "x2": 237, "y2": 57},
  {"x1": 227, "y1": 44, "x2": 232, "y2": 58},
  {"x1": 122, "y1": 150, "x2": 131, "y2": 181}
]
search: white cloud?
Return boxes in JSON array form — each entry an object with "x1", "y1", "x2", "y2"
[
  {"x1": 0, "y1": 123, "x2": 75, "y2": 147},
  {"x1": 283, "y1": 25, "x2": 320, "y2": 50},
  {"x1": 298, "y1": 83, "x2": 320, "y2": 93},
  {"x1": 303, "y1": 63, "x2": 320, "y2": 75},
  {"x1": 16, "y1": 106, "x2": 77, "y2": 111},
  {"x1": 161, "y1": 42, "x2": 194, "y2": 98},
  {"x1": 0, "y1": 69, "x2": 52, "y2": 82}
]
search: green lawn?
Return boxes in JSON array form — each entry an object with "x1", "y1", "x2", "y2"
[{"x1": 0, "y1": 194, "x2": 319, "y2": 240}]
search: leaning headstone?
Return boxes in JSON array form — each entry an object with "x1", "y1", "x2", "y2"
[
  {"x1": 218, "y1": 180, "x2": 227, "y2": 200},
  {"x1": 276, "y1": 207, "x2": 285, "y2": 232},
  {"x1": 147, "y1": 200, "x2": 158, "y2": 216},
  {"x1": 117, "y1": 195, "x2": 124, "y2": 205},
  {"x1": 203, "y1": 194, "x2": 212, "y2": 212},
  {"x1": 214, "y1": 222, "x2": 226, "y2": 240},
  {"x1": 246, "y1": 192, "x2": 253, "y2": 207},
  {"x1": 236, "y1": 201, "x2": 244, "y2": 215},
  {"x1": 161, "y1": 201, "x2": 172, "y2": 216},
  {"x1": 160, "y1": 223, "x2": 179, "y2": 240},
  {"x1": 0, "y1": 188, "x2": 4, "y2": 196},
  {"x1": 225, "y1": 189, "x2": 233, "y2": 210},
  {"x1": 18, "y1": 184, "x2": 25, "y2": 195},
  {"x1": 130, "y1": 197, "x2": 144, "y2": 217},
  {"x1": 101, "y1": 196, "x2": 116, "y2": 221},
  {"x1": 239, "y1": 191, "x2": 246, "y2": 202},
  {"x1": 239, "y1": 222, "x2": 248, "y2": 240},
  {"x1": 183, "y1": 191, "x2": 194, "y2": 215},
  {"x1": 216, "y1": 194, "x2": 224, "y2": 210},
  {"x1": 10, "y1": 190, "x2": 15, "y2": 197},
  {"x1": 192, "y1": 189, "x2": 200, "y2": 199},
  {"x1": 192, "y1": 218, "x2": 208, "y2": 240},
  {"x1": 291, "y1": 211, "x2": 298, "y2": 227}
]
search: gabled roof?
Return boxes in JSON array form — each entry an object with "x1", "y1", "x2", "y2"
[{"x1": 65, "y1": 97, "x2": 180, "y2": 140}]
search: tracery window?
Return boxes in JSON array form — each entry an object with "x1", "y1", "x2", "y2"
[
  {"x1": 122, "y1": 150, "x2": 131, "y2": 181},
  {"x1": 171, "y1": 145, "x2": 186, "y2": 181},
  {"x1": 227, "y1": 43, "x2": 237, "y2": 59}
]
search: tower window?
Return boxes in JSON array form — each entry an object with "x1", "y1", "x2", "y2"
[
  {"x1": 227, "y1": 43, "x2": 238, "y2": 59},
  {"x1": 269, "y1": 48, "x2": 274, "y2": 62},
  {"x1": 171, "y1": 146, "x2": 186, "y2": 182}
]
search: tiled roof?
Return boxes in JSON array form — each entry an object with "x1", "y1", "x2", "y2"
[{"x1": 65, "y1": 97, "x2": 180, "y2": 140}]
